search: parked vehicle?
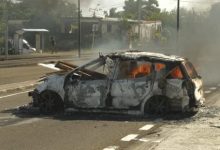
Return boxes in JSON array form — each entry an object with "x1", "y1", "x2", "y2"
[
  {"x1": 6, "y1": 39, "x2": 36, "y2": 55},
  {"x1": 29, "y1": 50, "x2": 205, "y2": 115},
  {"x1": 20, "y1": 39, "x2": 36, "y2": 54}
]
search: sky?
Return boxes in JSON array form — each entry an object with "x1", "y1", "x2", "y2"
[{"x1": 74, "y1": 0, "x2": 216, "y2": 17}]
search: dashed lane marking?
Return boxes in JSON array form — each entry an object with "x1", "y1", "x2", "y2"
[
  {"x1": 0, "y1": 90, "x2": 31, "y2": 99},
  {"x1": 121, "y1": 134, "x2": 139, "y2": 142},
  {"x1": 210, "y1": 87, "x2": 217, "y2": 90},
  {"x1": 103, "y1": 146, "x2": 119, "y2": 150},
  {"x1": 205, "y1": 90, "x2": 211, "y2": 94},
  {"x1": 138, "y1": 138, "x2": 150, "y2": 142},
  {"x1": 139, "y1": 124, "x2": 154, "y2": 131},
  {"x1": 152, "y1": 139, "x2": 162, "y2": 143}
]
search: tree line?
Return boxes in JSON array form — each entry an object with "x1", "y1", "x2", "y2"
[{"x1": 0, "y1": 0, "x2": 220, "y2": 52}]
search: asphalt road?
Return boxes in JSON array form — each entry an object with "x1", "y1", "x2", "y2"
[
  {"x1": 0, "y1": 92, "x2": 158, "y2": 150},
  {"x1": 1, "y1": 61, "x2": 220, "y2": 150},
  {"x1": 0, "y1": 63, "x2": 158, "y2": 150},
  {"x1": 0, "y1": 57, "x2": 94, "y2": 85},
  {"x1": 0, "y1": 83, "x2": 220, "y2": 150}
]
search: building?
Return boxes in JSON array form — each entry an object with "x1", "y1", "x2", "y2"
[
  {"x1": 7, "y1": 17, "x2": 162, "y2": 51},
  {"x1": 61, "y1": 17, "x2": 162, "y2": 49}
]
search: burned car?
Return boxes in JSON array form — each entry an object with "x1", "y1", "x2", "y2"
[{"x1": 29, "y1": 50, "x2": 205, "y2": 115}]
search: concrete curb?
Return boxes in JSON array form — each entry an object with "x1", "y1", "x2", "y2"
[
  {"x1": 0, "y1": 55, "x2": 61, "y2": 61},
  {"x1": 0, "y1": 81, "x2": 41, "y2": 95}
]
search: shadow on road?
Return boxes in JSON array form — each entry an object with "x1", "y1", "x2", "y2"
[{"x1": 0, "y1": 107, "x2": 198, "y2": 123}]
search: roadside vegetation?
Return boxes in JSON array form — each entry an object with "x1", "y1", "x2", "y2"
[{"x1": 0, "y1": 0, "x2": 220, "y2": 53}]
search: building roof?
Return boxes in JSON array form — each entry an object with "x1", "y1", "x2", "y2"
[
  {"x1": 22, "y1": 28, "x2": 49, "y2": 32},
  {"x1": 102, "y1": 17, "x2": 162, "y2": 24}
]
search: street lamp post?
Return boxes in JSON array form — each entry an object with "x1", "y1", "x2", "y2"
[
  {"x1": 177, "y1": 0, "x2": 180, "y2": 32},
  {"x1": 78, "y1": 0, "x2": 81, "y2": 58},
  {"x1": 3, "y1": 0, "x2": 8, "y2": 59},
  {"x1": 138, "y1": 0, "x2": 141, "y2": 40},
  {"x1": 176, "y1": 0, "x2": 180, "y2": 54}
]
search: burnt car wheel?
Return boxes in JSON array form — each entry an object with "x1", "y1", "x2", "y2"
[
  {"x1": 40, "y1": 91, "x2": 64, "y2": 114},
  {"x1": 144, "y1": 96, "x2": 170, "y2": 115}
]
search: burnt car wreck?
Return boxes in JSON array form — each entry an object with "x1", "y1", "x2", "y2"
[{"x1": 29, "y1": 50, "x2": 205, "y2": 115}]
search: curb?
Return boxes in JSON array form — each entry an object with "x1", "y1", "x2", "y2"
[
  {"x1": 0, "y1": 55, "x2": 61, "y2": 61},
  {"x1": 0, "y1": 82, "x2": 41, "y2": 95}
]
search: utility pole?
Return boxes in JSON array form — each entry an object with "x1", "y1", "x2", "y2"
[
  {"x1": 176, "y1": 0, "x2": 180, "y2": 54},
  {"x1": 78, "y1": 0, "x2": 81, "y2": 58},
  {"x1": 138, "y1": 0, "x2": 141, "y2": 40},
  {"x1": 3, "y1": 0, "x2": 8, "y2": 59},
  {"x1": 177, "y1": 0, "x2": 180, "y2": 33}
]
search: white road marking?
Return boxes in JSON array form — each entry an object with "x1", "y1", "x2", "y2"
[
  {"x1": 210, "y1": 87, "x2": 217, "y2": 90},
  {"x1": 152, "y1": 139, "x2": 162, "y2": 143},
  {"x1": 121, "y1": 134, "x2": 139, "y2": 142},
  {"x1": 38, "y1": 63, "x2": 60, "y2": 71},
  {"x1": 0, "y1": 90, "x2": 31, "y2": 99},
  {"x1": 11, "y1": 118, "x2": 41, "y2": 126},
  {"x1": 0, "y1": 115, "x2": 16, "y2": 119},
  {"x1": 205, "y1": 90, "x2": 211, "y2": 94},
  {"x1": 139, "y1": 124, "x2": 154, "y2": 131},
  {"x1": 138, "y1": 138, "x2": 150, "y2": 142},
  {"x1": 103, "y1": 146, "x2": 119, "y2": 150}
]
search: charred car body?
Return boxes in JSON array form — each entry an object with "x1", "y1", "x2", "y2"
[{"x1": 29, "y1": 50, "x2": 205, "y2": 115}]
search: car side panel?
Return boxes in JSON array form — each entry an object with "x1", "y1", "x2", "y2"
[
  {"x1": 66, "y1": 80, "x2": 108, "y2": 108},
  {"x1": 111, "y1": 77, "x2": 152, "y2": 109},
  {"x1": 165, "y1": 79, "x2": 190, "y2": 111}
]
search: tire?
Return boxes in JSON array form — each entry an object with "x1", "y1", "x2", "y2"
[
  {"x1": 144, "y1": 96, "x2": 170, "y2": 115},
  {"x1": 39, "y1": 91, "x2": 64, "y2": 114}
]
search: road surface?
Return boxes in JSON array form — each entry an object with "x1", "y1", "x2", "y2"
[{"x1": 0, "y1": 60, "x2": 220, "y2": 150}]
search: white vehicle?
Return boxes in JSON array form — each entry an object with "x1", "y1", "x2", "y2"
[
  {"x1": 20, "y1": 39, "x2": 36, "y2": 54},
  {"x1": 29, "y1": 50, "x2": 205, "y2": 115}
]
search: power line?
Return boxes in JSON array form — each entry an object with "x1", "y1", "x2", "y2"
[{"x1": 169, "y1": 0, "x2": 220, "y2": 4}]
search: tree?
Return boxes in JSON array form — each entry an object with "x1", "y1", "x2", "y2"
[
  {"x1": 109, "y1": 8, "x2": 118, "y2": 17},
  {"x1": 18, "y1": 0, "x2": 77, "y2": 32},
  {"x1": 123, "y1": 0, "x2": 160, "y2": 20},
  {"x1": 141, "y1": 0, "x2": 160, "y2": 20}
]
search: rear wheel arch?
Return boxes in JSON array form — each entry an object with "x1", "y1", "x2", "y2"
[{"x1": 142, "y1": 95, "x2": 171, "y2": 115}]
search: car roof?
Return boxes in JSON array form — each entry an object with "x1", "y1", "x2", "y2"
[{"x1": 107, "y1": 50, "x2": 186, "y2": 62}]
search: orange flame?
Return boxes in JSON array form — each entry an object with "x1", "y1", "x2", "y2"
[
  {"x1": 130, "y1": 64, "x2": 151, "y2": 78},
  {"x1": 155, "y1": 63, "x2": 165, "y2": 72},
  {"x1": 170, "y1": 67, "x2": 183, "y2": 79}
]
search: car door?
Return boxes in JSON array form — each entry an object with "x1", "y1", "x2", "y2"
[
  {"x1": 65, "y1": 78, "x2": 108, "y2": 108},
  {"x1": 110, "y1": 60, "x2": 153, "y2": 109},
  {"x1": 63, "y1": 58, "x2": 109, "y2": 109}
]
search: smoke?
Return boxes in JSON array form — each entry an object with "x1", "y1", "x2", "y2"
[
  {"x1": 68, "y1": 0, "x2": 94, "y2": 6},
  {"x1": 177, "y1": 2, "x2": 220, "y2": 85},
  {"x1": 185, "y1": 0, "x2": 217, "y2": 10}
]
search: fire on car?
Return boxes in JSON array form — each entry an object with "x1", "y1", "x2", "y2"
[{"x1": 28, "y1": 50, "x2": 205, "y2": 115}]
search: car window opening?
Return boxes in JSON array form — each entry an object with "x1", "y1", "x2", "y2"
[
  {"x1": 130, "y1": 63, "x2": 152, "y2": 78},
  {"x1": 184, "y1": 62, "x2": 199, "y2": 79},
  {"x1": 169, "y1": 66, "x2": 183, "y2": 79}
]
